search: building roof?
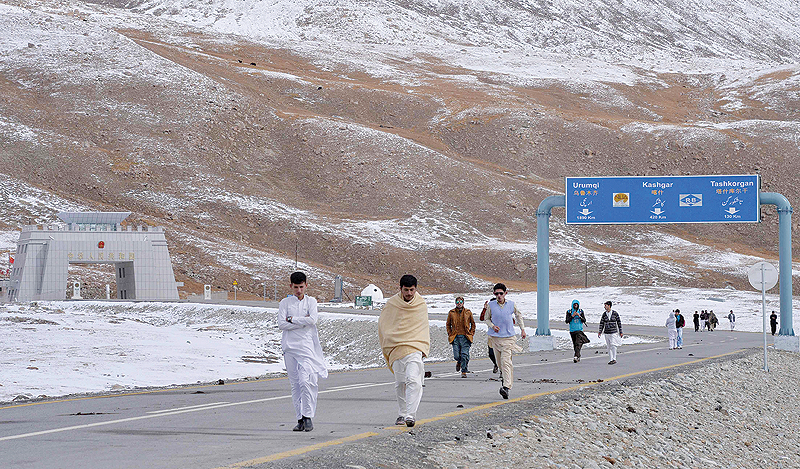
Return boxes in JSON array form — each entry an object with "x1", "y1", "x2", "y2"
[{"x1": 56, "y1": 212, "x2": 132, "y2": 225}]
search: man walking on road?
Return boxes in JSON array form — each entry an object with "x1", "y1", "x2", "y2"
[
  {"x1": 447, "y1": 296, "x2": 476, "y2": 378},
  {"x1": 378, "y1": 275, "x2": 430, "y2": 427},
  {"x1": 728, "y1": 310, "x2": 736, "y2": 331},
  {"x1": 770, "y1": 311, "x2": 778, "y2": 336},
  {"x1": 675, "y1": 309, "x2": 685, "y2": 349},
  {"x1": 598, "y1": 301, "x2": 623, "y2": 364},
  {"x1": 484, "y1": 283, "x2": 526, "y2": 399},
  {"x1": 693, "y1": 311, "x2": 700, "y2": 332},
  {"x1": 277, "y1": 271, "x2": 328, "y2": 432}
]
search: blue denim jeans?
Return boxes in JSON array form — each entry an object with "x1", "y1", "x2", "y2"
[
  {"x1": 676, "y1": 327, "x2": 683, "y2": 348},
  {"x1": 452, "y1": 335, "x2": 472, "y2": 373}
]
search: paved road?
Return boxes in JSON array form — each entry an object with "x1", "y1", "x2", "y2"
[{"x1": 0, "y1": 326, "x2": 771, "y2": 469}]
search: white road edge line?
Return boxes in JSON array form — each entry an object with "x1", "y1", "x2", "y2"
[{"x1": 146, "y1": 402, "x2": 230, "y2": 414}]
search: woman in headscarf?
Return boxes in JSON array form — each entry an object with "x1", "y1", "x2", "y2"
[{"x1": 565, "y1": 300, "x2": 589, "y2": 363}]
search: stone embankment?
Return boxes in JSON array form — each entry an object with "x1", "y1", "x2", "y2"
[{"x1": 431, "y1": 349, "x2": 798, "y2": 469}]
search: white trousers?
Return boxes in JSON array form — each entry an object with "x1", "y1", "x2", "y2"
[
  {"x1": 730, "y1": 321, "x2": 735, "y2": 331},
  {"x1": 668, "y1": 329, "x2": 677, "y2": 349},
  {"x1": 285, "y1": 353, "x2": 319, "y2": 420},
  {"x1": 605, "y1": 334, "x2": 618, "y2": 361},
  {"x1": 392, "y1": 351, "x2": 424, "y2": 420}
]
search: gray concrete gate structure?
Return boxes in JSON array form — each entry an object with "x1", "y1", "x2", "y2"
[{"x1": 5, "y1": 212, "x2": 180, "y2": 302}]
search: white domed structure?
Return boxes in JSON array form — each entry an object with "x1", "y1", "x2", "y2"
[{"x1": 360, "y1": 284, "x2": 384, "y2": 302}]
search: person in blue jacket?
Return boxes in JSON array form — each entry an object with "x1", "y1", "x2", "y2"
[{"x1": 566, "y1": 300, "x2": 589, "y2": 363}]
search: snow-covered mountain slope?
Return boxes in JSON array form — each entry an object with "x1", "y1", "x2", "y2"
[{"x1": 0, "y1": 0, "x2": 798, "y2": 297}]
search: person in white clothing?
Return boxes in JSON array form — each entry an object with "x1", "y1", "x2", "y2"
[
  {"x1": 277, "y1": 271, "x2": 328, "y2": 432},
  {"x1": 665, "y1": 310, "x2": 677, "y2": 350}
]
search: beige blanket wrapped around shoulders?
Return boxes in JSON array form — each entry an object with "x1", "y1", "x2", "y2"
[{"x1": 378, "y1": 292, "x2": 430, "y2": 372}]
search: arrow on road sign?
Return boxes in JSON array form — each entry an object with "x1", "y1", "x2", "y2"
[
  {"x1": 579, "y1": 209, "x2": 593, "y2": 216},
  {"x1": 725, "y1": 207, "x2": 739, "y2": 215},
  {"x1": 651, "y1": 208, "x2": 665, "y2": 215}
]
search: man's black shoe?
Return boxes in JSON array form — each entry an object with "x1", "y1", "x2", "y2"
[
  {"x1": 292, "y1": 418, "x2": 304, "y2": 431},
  {"x1": 499, "y1": 386, "x2": 509, "y2": 399},
  {"x1": 302, "y1": 416, "x2": 313, "y2": 432}
]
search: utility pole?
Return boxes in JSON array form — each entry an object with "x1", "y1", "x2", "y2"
[
  {"x1": 295, "y1": 240, "x2": 298, "y2": 269},
  {"x1": 585, "y1": 262, "x2": 588, "y2": 288}
]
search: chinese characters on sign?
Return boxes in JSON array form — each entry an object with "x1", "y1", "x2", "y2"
[
  {"x1": 68, "y1": 252, "x2": 135, "y2": 261},
  {"x1": 565, "y1": 175, "x2": 760, "y2": 224}
]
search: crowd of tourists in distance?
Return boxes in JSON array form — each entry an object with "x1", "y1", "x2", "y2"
[{"x1": 274, "y1": 271, "x2": 633, "y2": 432}]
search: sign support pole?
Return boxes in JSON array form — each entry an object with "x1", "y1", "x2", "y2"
[{"x1": 762, "y1": 264, "x2": 768, "y2": 372}]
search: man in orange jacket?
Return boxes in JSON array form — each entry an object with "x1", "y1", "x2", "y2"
[{"x1": 446, "y1": 296, "x2": 476, "y2": 378}]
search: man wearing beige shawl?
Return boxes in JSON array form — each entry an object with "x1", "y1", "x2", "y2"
[
  {"x1": 484, "y1": 283, "x2": 526, "y2": 399},
  {"x1": 378, "y1": 274, "x2": 430, "y2": 428}
]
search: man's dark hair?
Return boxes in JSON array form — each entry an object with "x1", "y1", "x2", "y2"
[
  {"x1": 604, "y1": 300, "x2": 612, "y2": 307},
  {"x1": 399, "y1": 274, "x2": 417, "y2": 288},
  {"x1": 493, "y1": 283, "x2": 507, "y2": 292},
  {"x1": 290, "y1": 271, "x2": 307, "y2": 285}
]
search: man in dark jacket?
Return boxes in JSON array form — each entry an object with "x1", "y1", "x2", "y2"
[
  {"x1": 598, "y1": 301, "x2": 623, "y2": 364},
  {"x1": 770, "y1": 311, "x2": 778, "y2": 335},
  {"x1": 675, "y1": 309, "x2": 685, "y2": 349},
  {"x1": 693, "y1": 311, "x2": 700, "y2": 332}
]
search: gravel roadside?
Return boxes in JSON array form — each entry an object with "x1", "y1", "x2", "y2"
[{"x1": 265, "y1": 348, "x2": 799, "y2": 469}]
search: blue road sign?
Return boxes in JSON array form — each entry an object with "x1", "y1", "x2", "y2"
[{"x1": 565, "y1": 175, "x2": 760, "y2": 224}]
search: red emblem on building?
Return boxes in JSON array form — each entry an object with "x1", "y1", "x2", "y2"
[{"x1": 98, "y1": 241, "x2": 105, "y2": 249}]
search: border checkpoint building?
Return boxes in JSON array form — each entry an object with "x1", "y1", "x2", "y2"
[{"x1": 5, "y1": 212, "x2": 180, "y2": 302}]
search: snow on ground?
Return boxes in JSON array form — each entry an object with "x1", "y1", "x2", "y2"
[{"x1": 1, "y1": 286, "x2": 793, "y2": 404}]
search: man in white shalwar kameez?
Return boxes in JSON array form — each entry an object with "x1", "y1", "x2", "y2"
[{"x1": 277, "y1": 272, "x2": 327, "y2": 432}]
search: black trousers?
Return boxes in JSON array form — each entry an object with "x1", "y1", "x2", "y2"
[
  {"x1": 488, "y1": 347, "x2": 497, "y2": 365},
  {"x1": 570, "y1": 331, "x2": 585, "y2": 358}
]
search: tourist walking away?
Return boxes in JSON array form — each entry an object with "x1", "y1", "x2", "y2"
[
  {"x1": 728, "y1": 310, "x2": 736, "y2": 331},
  {"x1": 484, "y1": 283, "x2": 526, "y2": 399},
  {"x1": 598, "y1": 301, "x2": 623, "y2": 364},
  {"x1": 480, "y1": 301, "x2": 500, "y2": 374},
  {"x1": 666, "y1": 310, "x2": 677, "y2": 350},
  {"x1": 770, "y1": 311, "x2": 778, "y2": 336},
  {"x1": 378, "y1": 275, "x2": 430, "y2": 427},
  {"x1": 709, "y1": 311, "x2": 718, "y2": 331},
  {"x1": 675, "y1": 309, "x2": 685, "y2": 349},
  {"x1": 447, "y1": 296, "x2": 476, "y2": 378},
  {"x1": 693, "y1": 311, "x2": 700, "y2": 332},
  {"x1": 277, "y1": 271, "x2": 328, "y2": 432},
  {"x1": 566, "y1": 300, "x2": 589, "y2": 363}
]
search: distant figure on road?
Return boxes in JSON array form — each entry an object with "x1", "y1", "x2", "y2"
[
  {"x1": 598, "y1": 301, "x2": 623, "y2": 364},
  {"x1": 728, "y1": 310, "x2": 736, "y2": 331},
  {"x1": 674, "y1": 309, "x2": 685, "y2": 349},
  {"x1": 709, "y1": 310, "x2": 718, "y2": 331},
  {"x1": 693, "y1": 311, "x2": 700, "y2": 332},
  {"x1": 770, "y1": 311, "x2": 778, "y2": 335},
  {"x1": 447, "y1": 296, "x2": 476, "y2": 378},
  {"x1": 701, "y1": 310, "x2": 709, "y2": 331},
  {"x1": 484, "y1": 283, "x2": 526, "y2": 399},
  {"x1": 277, "y1": 271, "x2": 328, "y2": 432},
  {"x1": 565, "y1": 300, "x2": 589, "y2": 363},
  {"x1": 378, "y1": 275, "x2": 430, "y2": 428},
  {"x1": 666, "y1": 310, "x2": 677, "y2": 350},
  {"x1": 480, "y1": 301, "x2": 500, "y2": 375}
]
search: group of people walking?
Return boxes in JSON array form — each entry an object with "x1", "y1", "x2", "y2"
[
  {"x1": 276, "y1": 272, "x2": 613, "y2": 431},
  {"x1": 694, "y1": 310, "x2": 719, "y2": 331}
]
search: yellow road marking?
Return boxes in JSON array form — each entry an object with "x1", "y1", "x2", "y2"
[{"x1": 210, "y1": 432, "x2": 381, "y2": 469}]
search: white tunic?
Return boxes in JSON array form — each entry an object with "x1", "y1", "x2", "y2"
[{"x1": 277, "y1": 295, "x2": 328, "y2": 378}]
